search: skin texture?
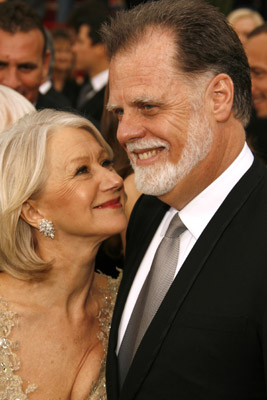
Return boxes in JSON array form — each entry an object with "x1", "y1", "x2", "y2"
[
  {"x1": 28, "y1": 127, "x2": 126, "y2": 252},
  {"x1": 0, "y1": 127, "x2": 127, "y2": 399},
  {"x1": 108, "y1": 28, "x2": 246, "y2": 210},
  {"x1": 0, "y1": 29, "x2": 50, "y2": 104},
  {"x1": 246, "y1": 33, "x2": 267, "y2": 118}
]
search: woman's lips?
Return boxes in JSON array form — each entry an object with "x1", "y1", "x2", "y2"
[{"x1": 94, "y1": 196, "x2": 122, "y2": 209}]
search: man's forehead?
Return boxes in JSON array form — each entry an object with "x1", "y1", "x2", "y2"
[
  {"x1": 0, "y1": 29, "x2": 44, "y2": 60},
  {"x1": 247, "y1": 33, "x2": 267, "y2": 54}
]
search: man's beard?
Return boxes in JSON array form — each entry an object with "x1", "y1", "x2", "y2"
[{"x1": 126, "y1": 110, "x2": 214, "y2": 196}]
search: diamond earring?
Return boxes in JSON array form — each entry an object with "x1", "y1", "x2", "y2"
[{"x1": 39, "y1": 218, "x2": 55, "y2": 239}]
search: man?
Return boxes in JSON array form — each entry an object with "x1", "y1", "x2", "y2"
[
  {"x1": 101, "y1": 1, "x2": 267, "y2": 399},
  {"x1": 245, "y1": 23, "x2": 267, "y2": 164},
  {"x1": 0, "y1": 1, "x2": 70, "y2": 110},
  {"x1": 70, "y1": 0, "x2": 110, "y2": 123},
  {"x1": 246, "y1": 23, "x2": 267, "y2": 119}
]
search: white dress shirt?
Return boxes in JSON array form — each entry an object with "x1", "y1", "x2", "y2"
[
  {"x1": 91, "y1": 69, "x2": 109, "y2": 93},
  {"x1": 117, "y1": 143, "x2": 254, "y2": 352}
]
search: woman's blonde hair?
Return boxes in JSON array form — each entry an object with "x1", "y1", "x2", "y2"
[
  {"x1": 0, "y1": 109, "x2": 113, "y2": 281},
  {"x1": 0, "y1": 85, "x2": 36, "y2": 132},
  {"x1": 227, "y1": 8, "x2": 264, "y2": 27}
]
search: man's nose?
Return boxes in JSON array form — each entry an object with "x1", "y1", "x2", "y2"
[{"x1": 116, "y1": 115, "x2": 146, "y2": 146}]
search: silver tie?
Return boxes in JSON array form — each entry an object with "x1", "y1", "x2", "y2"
[{"x1": 118, "y1": 213, "x2": 186, "y2": 388}]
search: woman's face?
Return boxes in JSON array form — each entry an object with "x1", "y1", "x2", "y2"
[
  {"x1": 33, "y1": 127, "x2": 127, "y2": 243},
  {"x1": 53, "y1": 37, "x2": 74, "y2": 72}
]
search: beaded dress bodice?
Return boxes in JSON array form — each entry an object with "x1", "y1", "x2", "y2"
[{"x1": 0, "y1": 274, "x2": 120, "y2": 400}]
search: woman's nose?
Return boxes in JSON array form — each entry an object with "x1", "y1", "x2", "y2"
[{"x1": 99, "y1": 168, "x2": 124, "y2": 192}]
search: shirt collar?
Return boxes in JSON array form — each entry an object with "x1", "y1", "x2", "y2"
[
  {"x1": 167, "y1": 143, "x2": 254, "y2": 240},
  {"x1": 91, "y1": 69, "x2": 109, "y2": 92}
]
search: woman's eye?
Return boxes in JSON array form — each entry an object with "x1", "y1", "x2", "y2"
[
  {"x1": 75, "y1": 165, "x2": 88, "y2": 175},
  {"x1": 101, "y1": 159, "x2": 114, "y2": 169}
]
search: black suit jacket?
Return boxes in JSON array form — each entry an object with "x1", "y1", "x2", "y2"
[
  {"x1": 36, "y1": 87, "x2": 71, "y2": 111},
  {"x1": 78, "y1": 86, "x2": 106, "y2": 123},
  {"x1": 106, "y1": 158, "x2": 267, "y2": 400}
]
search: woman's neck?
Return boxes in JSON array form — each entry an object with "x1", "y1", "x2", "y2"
[{"x1": 0, "y1": 240, "x2": 104, "y2": 319}]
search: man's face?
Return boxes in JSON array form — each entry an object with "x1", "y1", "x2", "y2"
[
  {"x1": 246, "y1": 33, "x2": 267, "y2": 118},
  {"x1": 72, "y1": 24, "x2": 97, "y2": 73},
  {"x1": 0, "y1": 29, "x2": 49, "y2": 104},
  {"x1": 108, "y1": 29, "x2": 213, "y2": 198}
]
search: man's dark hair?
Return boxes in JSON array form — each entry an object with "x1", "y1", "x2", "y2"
[
  {"x1": 68, "y1": 0, "x2": 109, "y2": 45},
  {"x1": 0, "y1": 0, "x2": 47, "y2": 57},
  {"x1": 52, "y1": 28, "x2": 73, "y2": 42},
  {"x1": 248, "y1": 21, "x2": 267, "y2": 39},
  {"x1": 101, "y1": 0, "x2": 252, "y2": 126}
]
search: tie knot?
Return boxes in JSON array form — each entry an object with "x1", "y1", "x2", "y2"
[{"x1": 164, "y1": 213, "x2": 186, "y2": 238}]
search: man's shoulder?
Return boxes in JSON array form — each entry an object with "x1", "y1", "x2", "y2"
[{"x1": 36, "y1": 88, "x2": 71, "y2": 111}]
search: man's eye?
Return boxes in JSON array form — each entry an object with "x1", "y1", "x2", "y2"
[
  {"x1": 252, "y1": 69, "x2": 267, "y2": 78},
  {"x1": 19, "y1": 64, "x2": 36, "y2": 72},
  {"x1": 144, "y1": 104, "x2": 155, "y2": 110},
  {"x1": 75, "y1": 165, "x2": 88, "y2": 175},
  {"x1": 113, "y1": 108, "x2": 124, "y2": 119}
]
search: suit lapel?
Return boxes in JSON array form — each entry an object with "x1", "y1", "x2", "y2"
[
  {"x1": 119, "y1": 159, "x2": 266, "y2": 399},
  {"x1": 106, "y1": 196, "x2": 169, "y2": 399}
]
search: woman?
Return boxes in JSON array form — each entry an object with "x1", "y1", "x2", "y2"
[
  {"x1": 51, "y1": 28, "x2": 81, "y2": 107},
  {"x1": 0, "y1": 109, "x2": 127, "y2": 399},
  {"x1": 227, "y1": 8, "x2": 264, "y2": 46}
]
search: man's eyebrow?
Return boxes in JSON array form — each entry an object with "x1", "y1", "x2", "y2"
[
  {"x1": 106, "y1": 96, "x2": 162, "y2": 111},
  {"x1": 131, "y1": 96, "x2": 162, "y2": 106},
  {"x1": 106, "y1": 102, "x2": 118, "y2": 112},
  {"x1": 17, "y1": 62, "x2": 38, "y2": 68}
]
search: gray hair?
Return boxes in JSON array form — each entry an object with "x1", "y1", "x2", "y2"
[
  {"x1": 0, "y1": 109, "x2": 112, "y2": 280},
  {"x1": 101, "y1": 0, "x2": 252, "y2": 126},
  {"x1": 0, "y1": 85, "x2": 36, "y2": 133}
]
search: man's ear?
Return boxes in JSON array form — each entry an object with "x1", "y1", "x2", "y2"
[
  {"x1": 206, "y1": 73, "x2": 234, "y2": 122},
  {"x1": 20, "y1": 201, "x2": 43, "y2": 229},
  {"x1": 42, "y1": 50, "x2": 51, "y2": 83}
]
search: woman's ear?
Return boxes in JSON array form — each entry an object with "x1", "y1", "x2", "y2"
[
  {"x1": 206, "y1": 73, "x2": 234, "y2": 122},
  {"x1": 21, "y1": 200, "x2": 43, "y2": 229}
]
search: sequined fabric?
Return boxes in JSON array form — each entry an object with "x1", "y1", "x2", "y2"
[
  {"x1": 87, "y1": 273, "x2": 121, "y2": 400},
  {"x1": 0, "y1": 273, "x2": 121, "y2": 400},
  {"x1": 0, "y1": 298, "x2": 37, "y2": 400}
]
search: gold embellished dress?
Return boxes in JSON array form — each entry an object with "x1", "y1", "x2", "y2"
[{"x1": 0, "y1": 274, "x2": 120, "y2": 400}]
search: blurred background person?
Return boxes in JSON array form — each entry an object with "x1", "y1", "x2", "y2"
[
  {"x1": 0, "y1": 109, "x2": 127, "y2": 399},
  {"x1": 51, "y1": 28, "x2": 80, "y2": 107},
  {"x1": 69, "y1": 0, "x2": 110, "y2": 124},
  {"x1": 0, "y1": 1, "x2": 70, "y2": 110},
  {"x1": 245, "y1": 22, "x2": 267, "y2": 164},
  {"x1": 227, "y1": 7, "x2": 264, "y2": 46}
]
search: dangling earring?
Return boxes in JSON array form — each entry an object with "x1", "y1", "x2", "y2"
[{"x1": 39, "y1": 218, "x2": 55, "y2": 239}]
